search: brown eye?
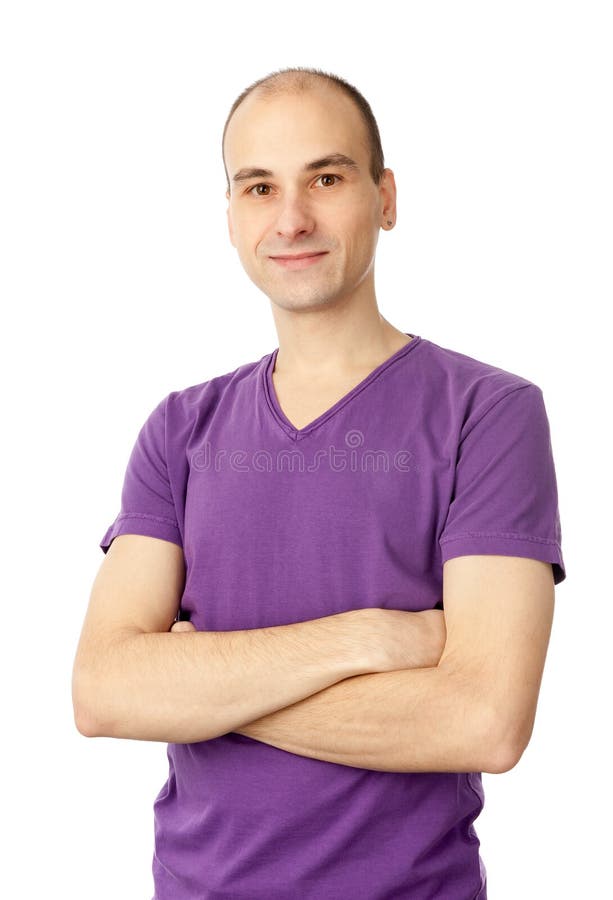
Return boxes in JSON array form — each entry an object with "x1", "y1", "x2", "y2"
[
  {"x1": 247, "y1": 174, "x2": 341, "y2": 197},
  {"x1": 317, "y1": 174, "x2": 340, "y2": 187}
]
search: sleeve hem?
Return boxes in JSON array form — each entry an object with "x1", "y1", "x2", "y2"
[
  {"x1": 440, "y1": 532, "x2": 566, "y2": 585},
  {"x1": 99, "y1": 513, "x2": 183, "y2": 554}
]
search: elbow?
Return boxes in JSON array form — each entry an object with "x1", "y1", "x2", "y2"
[
  {"x1": 480, "y1": 709, "x2": 528, "y2": 774},
  {"x1": 442, "y1": 667, "x2": 530, "y2": 774},
  {"x1": 72, "y1": 667, "x2": 103, "y2": 738},
  {"x1": 482, "y1": 741, "x2": 524, "y2": 774},
  {"x1": 74, "y1": 706, "x2": 101, "y2": 738},
  {"x1": 461, "y1": 692, "x2": 519, "y2": 774}
]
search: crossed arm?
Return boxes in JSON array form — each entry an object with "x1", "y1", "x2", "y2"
[
  {"x1": 234, "y1": 663, "x2": 496, "y2": 773},
  {"x1": 172, "y1": 555, "x2": 555, "y2": 776}
]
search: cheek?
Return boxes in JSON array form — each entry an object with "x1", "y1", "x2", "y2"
[
  {"x1": 345, "y1": 217, "x2": 377, "y2": 259},
  {"x1": 233, "y1": 225, "x2": 264, "y2": 262},
  {"x1": 229, "y1": 207, "x2": 261, "y2": 240}
]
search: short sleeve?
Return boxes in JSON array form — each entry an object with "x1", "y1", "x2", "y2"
[
  {"x1": 99, "y1": 394, "x2": 183, "y2": 554},
  {"x1": 439, "y1": 383, "x2": 566, "y2": 585}
]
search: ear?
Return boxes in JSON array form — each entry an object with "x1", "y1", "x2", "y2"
[{"x1": 379, "y1": 168, "x2": 397, "y2": 227}]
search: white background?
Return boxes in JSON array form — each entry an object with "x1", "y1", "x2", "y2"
[{"x1": 1, "y1": 1, "x2": 610, "y2": 897}]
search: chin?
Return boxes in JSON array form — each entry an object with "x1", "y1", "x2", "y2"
[{"x1": 267, "y1": 289, "x2": 337, "y2": 313}]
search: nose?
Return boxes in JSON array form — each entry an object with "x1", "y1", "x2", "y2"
[{"x1": 274, "y1": 192, "x2": 317, "y2": 241}]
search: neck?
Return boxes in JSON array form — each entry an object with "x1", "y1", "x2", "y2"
[{"x1": 271, "y1": 307, "x2": 412, "y2": 381}]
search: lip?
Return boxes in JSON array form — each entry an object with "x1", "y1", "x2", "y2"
[{"x1": 270, "y1": 251, "x2": 328, "y2": 270}]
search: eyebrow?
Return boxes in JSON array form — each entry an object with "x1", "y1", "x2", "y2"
[{"x1": 231, "y1": 152, "x2": 360, "y2": 184}]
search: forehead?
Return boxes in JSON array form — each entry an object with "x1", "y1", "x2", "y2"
[{"x1": 224, "y1": 86, "x2": 369, "y2": 175}]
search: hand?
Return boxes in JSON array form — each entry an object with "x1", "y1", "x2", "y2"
[
  {"x1": 354, "y1": 607, "x2": 447, "y2": 672},
  {"x1": 169, "y1": 619, "x2": 196, "y2": 633}
]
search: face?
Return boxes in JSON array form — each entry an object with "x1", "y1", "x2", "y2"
[{"x1": 224, "y1": 86, "x2": 396, "y2": 314}]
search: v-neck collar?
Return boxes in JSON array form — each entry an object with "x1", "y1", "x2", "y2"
[{"x1": 262, "y1": 333, "x2": 423, "y2": 441}]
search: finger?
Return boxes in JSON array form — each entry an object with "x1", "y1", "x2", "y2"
[{"x1": 170, "y1": 620, "x2": 196, "y2": 633}]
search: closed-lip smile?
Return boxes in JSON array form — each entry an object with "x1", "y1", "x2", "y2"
[
  {"x1": 269, "y1": 251, "x2": 329, "y2": 270},
  {"x1": 270, "y1": 251, "x2": 327, "y2": 259}
]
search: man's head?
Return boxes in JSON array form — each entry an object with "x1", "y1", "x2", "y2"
[{"x1": 222, "y1": 67, "x2": 396, "y2": 315}]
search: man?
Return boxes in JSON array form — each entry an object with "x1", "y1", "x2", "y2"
[{"x1": 72, "y1": 66, "x2": 566, "y2": 899}]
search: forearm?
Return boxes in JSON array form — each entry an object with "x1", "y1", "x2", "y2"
[
  {"x1": 77, "y1": 611, "x2": 370, "y2": 743},
  {"x1": 236, "y1": 664, "x2": 496, "y2": 774}
]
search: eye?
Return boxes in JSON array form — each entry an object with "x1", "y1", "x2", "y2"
[
  {"x1": 246, "y1": 174, "x2": 342, "y2": 197},
  {"x1": 315, "y1": 173, "x2": 342, "y2": 188},
  {"x1": 248, "y1": 183, "x2": 272, "y2": 197}
]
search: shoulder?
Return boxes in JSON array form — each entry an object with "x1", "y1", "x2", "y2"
[
  {"x1": 417, "y1": 337, "x2": 543, "y2": 435},
  {"x1": 156, "y1": 350, "x2": 272, "y2": 432}
]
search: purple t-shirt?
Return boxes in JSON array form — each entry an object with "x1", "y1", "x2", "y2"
[{"x1": 100, "y1": 333, "x2": 565, "y2": 899}]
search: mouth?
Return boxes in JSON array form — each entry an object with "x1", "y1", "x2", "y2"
[{"x1": 269, "y1": 251, "x2": 328, "y2": 270}]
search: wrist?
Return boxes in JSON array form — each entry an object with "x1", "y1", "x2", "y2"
[{"x1": 415, "y1": 609, "x2": 447, "y2": 668}]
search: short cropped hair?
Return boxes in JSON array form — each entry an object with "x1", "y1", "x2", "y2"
[{"x1": 222, "y1": 66, "x2": 386, "y2": 192}]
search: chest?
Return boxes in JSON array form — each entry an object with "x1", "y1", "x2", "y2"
[{"x1": 179, "y1": 396, "x2": 448, "y2": 631}]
